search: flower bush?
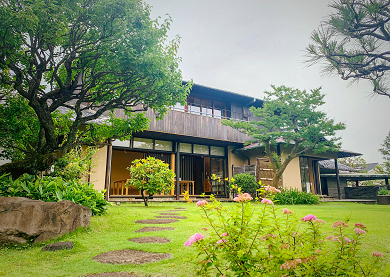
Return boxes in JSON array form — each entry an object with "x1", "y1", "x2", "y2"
[
  {"x1": 126, "y1": 157, "x2": 175, "y2": 206},
  {"x1": 185, "y1": 187, "x2": 389, "y2": 276}
]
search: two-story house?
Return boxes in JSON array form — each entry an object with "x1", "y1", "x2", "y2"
[{"x1": 89, "y1": 83, "x2": 360, "y2": 201}]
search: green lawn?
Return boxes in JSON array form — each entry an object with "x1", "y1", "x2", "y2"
[{"x1": 0, "y1": 202, "x2": 389, "y2": 277}]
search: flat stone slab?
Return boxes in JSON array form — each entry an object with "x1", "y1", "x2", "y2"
[
  {"x1": 135, "y1": 219, "x2": 178, "y2": 224},
  {"x1": 93, "y1": 249, "x2": 172, "y2": 264},
  {"x1": 159, "y1": 213, "x2": 180, "y2": 215},
  {"x1": 42, "y1": 241, "x2": 74, "y2": 251},
  {"x1": 128, "y1": 236, "x2": 170, "y2": 244},
  {"x1": 175, "y1": 207, "x2": 186, "y2": 210},
  {"x1": 155, "y1": 215, "x2": 187, "y2": 219},
  {"x1": 83, "y1": 273, "x2": 140, "y2": 277},
  {"x1": 166, "y1": 210, "x2": 186, "y2": 212},
  {"x1": 134, "y1": 227, "x2": 175, "y2": 233}
]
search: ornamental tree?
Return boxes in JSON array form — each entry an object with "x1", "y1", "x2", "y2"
[
  {"x1": 126, "y1": 157, "x2": 175, "y2": 206},
  {"x1": 306, "y1": 0, "x2": 390, "y2": 98},
  {"x1": 0, "y1": 0, "x2": 191, "y2": 177},
  {"x1": 223, "y1": 85, "x2": 346, "y2": 188}
]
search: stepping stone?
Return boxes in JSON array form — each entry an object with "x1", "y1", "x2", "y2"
[
  {"x1": 155, "y1": 215, "x2": 187, "y2": 219},
  {"x1": 93, "y1": 249, "x2": 172, "y2": 264},
  {"x1": 83, "y1": 273, "x2": 140, "y2": 277},
  {"x1": 128, "y1": 236, "x2": 170, "y2": 244},
  {"x1": 135, "y1": 219, "x2": 178, "y2": 224},
  {"x1": 159, "y1": 212, "x2": 180, "y2": 215},
  {"x1": 166, "y1": 210, "x2": 186, "y2": 212},
  {"x1": 175, "y1": 207, "x2": 186, "y2": 210},
  {"x1": 135, "y1": 227, "x2": 175, "y2": 233},
  {"x1": 42, "y1": 241, "x2": 74, "y2": 251}
]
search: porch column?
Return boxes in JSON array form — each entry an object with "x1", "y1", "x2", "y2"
[
  {"x1": 104, "y1": 139, "x2": 113, "y2": 200},
  {"x1": 224, "y1": 146, "x2": 228, "y2": 198},
  {"x1": 175, "y1": 142, "x2": 180, "y2": 200},
  {"x1": 334, "y1": 159, "x2": 341, "y2": 200}
]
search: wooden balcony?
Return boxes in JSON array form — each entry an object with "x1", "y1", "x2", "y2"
[{"x1": 144, "y1": 109, "x2": 250, "y2": 143}]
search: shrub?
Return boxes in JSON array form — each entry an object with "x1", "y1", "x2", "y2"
[
  {"x1": 378, "y1": 188, "x2": 390, "y2": 195},
  {"x1": 50, "y1": 146, "x2": 97, "y2": 181},
  {"x1": 231, "y1": 173, "x2": 259, "y2": 197},
  {"x1": 186, "y1": 188, "x2": 389, "y2": 276},
  {"x1": 0, "y1": 173, "x2": 107, "y2": 215},
  {"x1": 273, "y1": 188, "x2": 320, "y2": 205},
  {"x1": 126, "y1": 157, "x2": 175, "y2": 206}
]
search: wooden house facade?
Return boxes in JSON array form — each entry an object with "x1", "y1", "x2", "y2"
[{"x1": 89, "y1": 84, "x2": 361, "y2": 200}]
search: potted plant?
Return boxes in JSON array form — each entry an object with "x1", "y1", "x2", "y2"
[{"x1": 377, "y1": 188, "x2": 390, "y2": 205}]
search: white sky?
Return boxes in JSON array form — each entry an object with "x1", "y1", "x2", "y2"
[{"x1": 147, "y1": 0, "x2": 390, "y2": 163}]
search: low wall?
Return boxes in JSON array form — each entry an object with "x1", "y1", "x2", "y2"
[{"x1": 344, "y1": 186, "x2": 380, "y2": 200}]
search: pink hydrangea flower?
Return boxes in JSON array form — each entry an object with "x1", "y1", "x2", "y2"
[
  {"x1": 372, "y1": 251, "x2": 385, "y2": 258},
  {"x1": 196, "y1": 200, "x2": 208, "y2": 207},
  {"x1": 283, "y1": 208, "x2": 293, "y2": 214},
  {"x1": 221, "y1": 232, "x2": 229, "y2": 237},
  {"x1": 326, "y1": 236, "x2": 333, "y2": 240},
  {"x1": 354, "y1": 228, "x2": 366, "y2": 235},
  {"x1": 343, "y1": 237, "x2": 351, "y2": 243},
  {"x1": 184, "y1": 233, "x2": 204, "y2": 247},
  {"x1": 216, "y1": 239, "x2": 227, "y2": 244},
  {"x1": 264, "y1": 186, "x2": 281, "y2": 193},
  {"x1": 301, "y1": 214, "x2": 317, "y2": 222},
  {"x1": 234, "y1": 193, "x2": 253, "y2": 202},
  {"x1": 332, "y1": 220, "x2": 348, "y2": 228},
  {"x1": 354, "y1": 223, "x2": 367, "y2": 229},
  {"x1": 261, "y1": 198, "x2": 274, "y2": 205}
]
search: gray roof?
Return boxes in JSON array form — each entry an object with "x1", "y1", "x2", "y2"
[
  {"x1": 319, "y1": 160, "x2": 359, "y2": 173},
  {"x1": 363, "y1": 163, "x2": 379, "y2": 172}
]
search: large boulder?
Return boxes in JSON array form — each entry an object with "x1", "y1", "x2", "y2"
[{"x1": 0, "y1": 196, "x2": 91, "y2": 245}]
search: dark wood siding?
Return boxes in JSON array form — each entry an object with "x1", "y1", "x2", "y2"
[
  {"x1": 116, "y1": 108, "x2": 250, "y2": 143},
  {"x1": 145, "y1": 109, "x2": 250, "y2": 143}
]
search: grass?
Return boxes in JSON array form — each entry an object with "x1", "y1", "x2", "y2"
[{"x1": 0, "y1": 202, "x2": 389, "y2": 277}]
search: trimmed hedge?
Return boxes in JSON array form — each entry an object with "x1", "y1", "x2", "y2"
[
  {"x1": 0, "y1": 174, "x2": 108, "y2": 215},
  {"x1": 273, "y1": 188, "x2": 320, "y2": 205},
  {"x1": 233, "y1": 173, "x2": 259, "y2": 197}
]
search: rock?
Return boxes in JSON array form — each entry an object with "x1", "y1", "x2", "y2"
[
  {"x1": 42, "y1": 241, "x2": 74, "y2": 251},
  {"x1": 0, "y1": 196, "x2": 91, "y2": 245}
]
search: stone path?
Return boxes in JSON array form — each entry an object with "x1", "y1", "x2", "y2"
[
  {"x1": 128, "y1": 236, "x2": 170, "y2": 244},
  {"x1": 90, "y1": 206, "x2": 187, "y2": 276},
  {"x1": 135, "y1": 227, "x2": 175, "y2": 233}
]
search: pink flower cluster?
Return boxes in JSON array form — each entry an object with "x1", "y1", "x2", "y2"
[
  {"x1": 196, "y1": 200, "x2": 208, "y2": 207},
  {"x1": 184, "y1": 233, "x2": 204, "y2": 247},
  {"x1": 354, "y1": 228, "x2": 366, "y2": 235},
  {"x1": 234, "y1": 193, "x2": 253, "y2": 202},
  {"x1": 216, "y1": 239, "x2": 227, "y2": 244},
  {"x1": 301, "y1": 214, "x2": 317, "y2": 222},
  {"x1": 331, "y1": 220, "x2": 348, "y2": 228},
  {"x1": 221, "y1": 232, "x2": 229, "y2": 237},
  {"x1": 264, "y1": 186, "x2": 281, "y2": 193},
  {"x1": 261, "y1": 198, "x2": 274, "y2": 205},
  {"x1": 355, "y1": 223, "x2": 367, "y2": 229},
  {"x1": 372, "y1": 251, "x2": 385, "y2": 258},
  {"x1": 282, "y1": 208, "x2": 293, "y2": 214}
]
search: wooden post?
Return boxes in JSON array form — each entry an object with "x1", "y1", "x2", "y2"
[
  {"x1": 104, "y1": 139, "x2": 113, "y2": 200},
  {"x1": 355, "y1": 180, "x2": 359, "y2": 187},
  {"x1": 224, "y1": 146, "x2": 228, "y2": 199},
  {"x1": 175, "y1": 142, "x2": 180, "y2": 200},
  {"x1": 334, "y1": 159, "x2": 341, "y2": 200},
  {"x1": 385, "y1": 178, "x2": 389, "y2": 189}
]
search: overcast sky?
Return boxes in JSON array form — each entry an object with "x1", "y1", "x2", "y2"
[{"x1": 147, "y1": 0, "x2": 390, "y2": 163}]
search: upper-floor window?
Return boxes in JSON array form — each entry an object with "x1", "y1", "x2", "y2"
[{"x1": 172, "y1": 96, "x2": 252, "y2": 121}]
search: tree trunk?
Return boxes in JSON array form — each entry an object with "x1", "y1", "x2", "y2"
[
  {"x1": 141, "y1": 190, "x2": 148, "y2": 206},
  {"x1": 0, "y1": 151, "x2": 64, "y2": 179}
]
